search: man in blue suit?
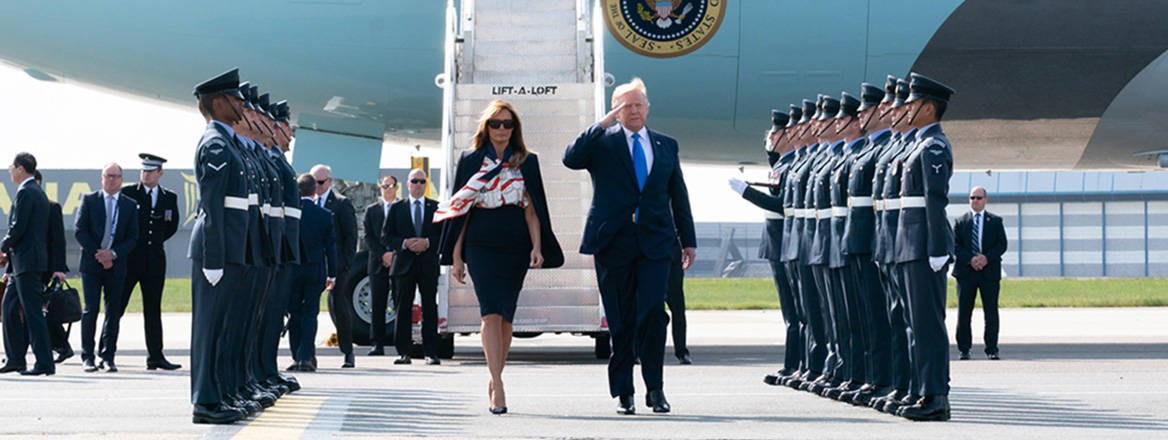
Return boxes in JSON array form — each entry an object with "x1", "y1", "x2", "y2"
[
  {"x1": 285, "y1": 174, "x2": 337, "y2": 372},
  {"x1": 74, "y1": 162, "x2": 139, "y2": 373},
  {"x1": 564, "y1": 77, "x2": 697, "y2": 415},
  {"x1": 1, "y1": 152, "x2": 55, "y2": 376}
]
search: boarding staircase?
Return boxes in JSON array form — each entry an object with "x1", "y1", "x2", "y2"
[{"x1": 436, "y1": 0, "x2": 610, "y2": 336}]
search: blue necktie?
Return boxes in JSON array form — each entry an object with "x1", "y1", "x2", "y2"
[
  {"x1": 972, "y1": 213, "x2": 982, "y2": 254},
  {"x1": 632, "y1": 133, "x2": 648, "y2": 190}
]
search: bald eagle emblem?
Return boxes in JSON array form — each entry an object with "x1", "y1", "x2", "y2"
[
  {"x1": 603, "y1": 0, "x2": 726, "y2": 58},
  {"x1": 641, "y1": 1, "x2": 693, "y2": 28}
]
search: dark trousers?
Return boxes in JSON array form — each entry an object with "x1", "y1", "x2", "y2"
[
  {"x1": 244, "y1": 266, "x2": 273, "y2": 384},
  {"x1": 368, "y1": 268, "x2": 392, "y2": 346},
  {"x1": 1, "y1": 273, "x2": 53, "y2": 370},
  {"x1": 190, "y1": 260, "x2": 241, "y2": 405},
  {"x1": 595, "y1": 224, "x2": 669, "y2": 397},
  {"x1": 812, "y1": 264, "x2": 843, "y2": 379},
  {"x1": 327, "y1": 270, "x2": 353, "y2": 356},
  {"x1": 902, "y1": 259, "x2": 950, "y2": 396},
  {"x1": 770, "y1": 260, "x2": 802, "y2": 373},
  {"x1": 393, "y1": 267, "x2": 438, "y2": 357},
  {"x1": 80, "y1": 269, "x2": 127, "y2": 363},
  {"x1": 851, "y1": 255, "x2": 891, "y2": 386},
  {"x1": 218, "y1": 266, "x2": 259, "y2": 397},
  {"x1": 260, "y1": 266, "x2": 293, "y2": 380},
  {"x1": 287, "y1": 263, "x2": 325, "y2": 363},
  {"x1": 795, "y1": 262, "x2": 826, "y2": 376},
  {"x1": 121, "y1": 264, "x2": 167, "y2": 362},
  {"x1": 835, "y1": 263, "x2": 868, "y2": 384},
  {"x1": 666, "y1": 249, "x2": 688, "y2": 358},
  {"x1": 47, "y1": 314, "x2": 70, "y2": 352},
  {"x1": 880, "y1": 262, "x2": 913, "y2": 391},
  {"x1": 956, "y1": 275, "x2": 1000, "y2": 355}
]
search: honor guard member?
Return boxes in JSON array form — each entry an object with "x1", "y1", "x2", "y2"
[
  {"x1": 787, "y1": 98, "x2": 828, "y2": 390},
  {"x1": 729, "y1": 109, "x2": 802, "y2": 385},
  {"x1": 251, "y1": 96, "x2": 290, "y2": 397},
  {"x1": 120, "y1": 153, "x2": 181, "y2": 371},
  {"x1": 777, "y1": 104, "x2": 810, "y2": 387},
  {"x1": 260, "y1": 100, "x2": 302, "y2": 393},
  {"x1": 892, "y1": 73, "x2": 955, "y2": 421},
  {"x1": 840, "y1": 82, "x2": 894, "y2": 406},
  {"x1": 825, "y1": 92, "x2": 868, "y2": 401},
  {"x1": 189, "y1": 68, "x2": 250, "y2": 424},
  {"x1": 806, "y1": 96, "x2": 848, "y2": 395}
]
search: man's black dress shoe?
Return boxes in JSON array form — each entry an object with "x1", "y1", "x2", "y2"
[
  {"x1": 394, "y1": 355, "x2": 412, "y2": 365},
  {"x1": 343, "y1": 353, "x2": 356, "y2": 368},
  {"x1": 646, "y1": 389, "x2": 671, "y2": 413},
  {"x1": 959, "y1": 351, "x2": 970, "y2": 360},
  {"x1": 248, "y1": 388, "x2": 277, "y2": 408},
  {"x1": 367, "y1": 345, "x2": 385, "y2": 356},
  {"x1": 0, "y1": 364, "x2": 25, "y2": 374},
  {"x1": 764, "y1": 373, "x2": 781, "y2": 385},
  {"x1": 99, "y1": 359, "x2": 117, "y2": 372},
  {"x1": 279, "y1": 374, "x2": 301, "y2": 392},
  {"x1": 617, "y1": 394, "x2": 635, "y2": 415},
  {"x1": 147, "y1": 358, "x2": 182, "y2": 370},
  {"x1": 192, "y1": 404, "x2": 244, "y2": 424},
  {"x1": 677, "y1": 353, "x2": 692, "y2": 365},
  {"x1": 876, "y1": 389, "x2": 906, "y2": 413},
  {"x1": 286, "y1": 362, "x2": 303, "y2": 372},
  {"x1": 54, "y1": 346, "x2": 74, "y2": 364},
  {"x1": 425, "y1": 356, "x2": 441, "y2": 365},
  {"x1": 21, "y1": 366, "x2": 54, "y2": 376},
  {"x1": 987, "y1": 353, "x2": 1001, "y2": 360},
  {"x1": 82, "y1": 359, "x2": 99, "y2": 372},
  {"x1": 299, "y1": 360, "x2": 316, "y2": 372},
  {"x1": 900, "y1": 395, "x2": 950, "y2": 421}
]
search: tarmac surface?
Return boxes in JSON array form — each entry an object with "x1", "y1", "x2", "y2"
[{"x1": 2, "y1": 308, "x2": 1167, "y2": 439}]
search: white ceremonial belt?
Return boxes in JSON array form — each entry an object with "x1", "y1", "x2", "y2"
[
  {"x1": 284, "y1": 207, "x2": 302, "y2": 219},
  {"x1": 831, "y1": 207, "x2": 849, "y2": 217},
  {"x1": 815, "y1": 208, "x2": 832, "y2": 219},
  {"x1": 784, "y1": 208, "x2": 795, "y2": 217},
  {"x1": 270, "y1": 207, "x2": 284, "y2": 218},
  {"x1": 900, "y1": 197, "x2": 927, "y2": 208},
  {"x1": 224, "y1": 196, "x2": 249, "y2": 211},
  {"x1": 848, "y1": 196, "x2": 874, "y2": 208},
  {"x1": 248, "y1": 193, "x2": 259, "y2": 205},
  {"x1": 764, "y1": 211, "x2": 784, "y2": 220},
  {"x1": 883, "y1": 199, "x2": 901, "y2": 210},
  {"x1": 795, "y1": 209, "x2": 807, "y2": 218},
  {"x1": 261, "y1": 203, "x2": 271, "y2": 215},
  {"x1": 875, "y1": 200, "x2": 885, "y2": 211}
]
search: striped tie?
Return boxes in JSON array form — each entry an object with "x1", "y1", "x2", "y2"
[{"x1": 972, "y1": 213, "x2": 981, "y2": 254}]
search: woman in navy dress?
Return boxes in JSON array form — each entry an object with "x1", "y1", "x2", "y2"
[{"x1": 438, "y1": 100, "x2": 562, "y2": 414}]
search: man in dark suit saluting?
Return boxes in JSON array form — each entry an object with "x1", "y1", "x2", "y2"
[
  {"x1": 74, "y1": 162, "x2": 139, "y2": 373},
  {"x1": 953, "y1": 186, "x2": 1007, "y2": 360},
  {"x1": 311, "y1": 164, "x2": 358, "y2": 368},
  {"x1": 383, "y1": 169, "x2": 441, "y2": 365},
  {"x1": 0, "y1": 152, "x2": 55, "y2": 376},
  {"x1": 564, "y1": 77, "x2": 697, "y2": 414},
  {"x1": 365, "y1": 175, "x2": 397, "y2": 356}
]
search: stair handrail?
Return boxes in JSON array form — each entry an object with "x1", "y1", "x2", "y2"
[{"x1": 439, "y1": 0, "x2": 458, "y2": 199}]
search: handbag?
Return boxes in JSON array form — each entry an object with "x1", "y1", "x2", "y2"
[{"x1": 44, "y1": 278, "x2": 82, "y2": 323}]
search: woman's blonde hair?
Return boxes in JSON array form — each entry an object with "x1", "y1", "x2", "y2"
[{"x1": 472, "y1": 100, "x2": 529, "y2": 167}]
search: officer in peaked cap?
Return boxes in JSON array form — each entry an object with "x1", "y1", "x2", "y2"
[
  {"x1": 786, "y1": 97, "x2": 828, "y2": 391},
  {"x1": 118, "y1": 153, "x2": 182, "y2": 372},
  {"x1": 892, "y1": 72, "x2": 955, "y2": 422},
  {"x1": 800, "y1": 99, "x2": 815, "y2": 124},
  {"x1": 189, "y1": 67, "x2": 251, "y2": 424}
]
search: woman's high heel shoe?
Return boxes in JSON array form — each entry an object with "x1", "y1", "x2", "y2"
[{"x1": 488, "y1": 378, "x2": 507, "y2": 414}]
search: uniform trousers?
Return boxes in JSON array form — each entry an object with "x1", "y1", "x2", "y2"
[
  {"x1": 121, "y1": 262, "x2": 167, "y2": 362},
  {"x1": 902, "y1": 259, "x2": 950, "y2": 396},
  {"x1": 260, "y1": 266, "x2": 293, "y2": 380},
  {"x1": 880, "y1": 262, "x2": 913, "y2": 392},
  {"x1": 190, "y1": 260, "x2": 241, "y2": 405},
  {"x1": 834, "y1": 263, "x2": 868, "y2": 384},
  {"x1": 218, "y1": 266, "x2": 259, "y2": 397},
  {"x1": 850, "y1": 255, "x2": 891, "y2": 386},
  {"x1": 770, "y1": 260, "x2": 802, "y2": 373},
  {"x1": 795, "y1": 262, "x2": 826, "y2": 376},
  {"x1": 812, "y1": 264, "x2": 844, "y2": 380}
]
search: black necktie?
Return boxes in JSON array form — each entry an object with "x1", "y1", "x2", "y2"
[
  {"x1": 413, "y1": 200, "x2": 422, "y2": 237},
  {"x1": 972, "y1": 213, "x2": 981, "y2": 254}
]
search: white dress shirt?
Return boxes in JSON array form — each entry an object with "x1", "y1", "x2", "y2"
[{"x1": 622, "y1": 125, "x2": 653, "y2": 172}]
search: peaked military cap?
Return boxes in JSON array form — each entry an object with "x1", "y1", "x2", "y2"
[
  {"x1": 193, "y1": 68, "x2": 244, "y2": 99},
  {"x1": 275, "y1": 100, "x2": 290, "y2": 123},
  {"x1": 787, "y1": 104, "x2": 802, "y2": 128},
  {"x1": 892, "y1": 78, "x2": 911, "y2": 107},
  {"x1": 883, "y1": 76, "x2": 898, "y2": 103},
  {"x1": 836, "y1": 92, "x2": 860, "y2": 118},
  {"x1": 906, "y1": 72, "x2": 955, "y2": 104},
  {"x1": 859, "y1": 83, "x2": 885, "y2": 111},
  {"x1": 248, "y1": 85, "x2": 260, "y2": 109},
  {"x1": 800, "y1": 99, "x2": 815, "y2": 123},
  {"x1": 139, "y1": 153, "x2": 167, "y2": 171},
  {"x1": 818, "y1": 97, "x2": 840, "y2": 121},
  {"x1": 771, "y1": 109, "x2": 789, "y2": 130},
  {"x1": 258, "y1": 93, "x2": 275, "y2": 119}
]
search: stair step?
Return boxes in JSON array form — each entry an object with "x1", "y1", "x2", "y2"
[{"x1": 455, "y1": 98, "x2": 591, "y2": 117}]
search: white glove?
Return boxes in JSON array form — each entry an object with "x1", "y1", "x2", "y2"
[
  {"x1": 929, "y1": 256, "x2": 949, "y2": 272},
  {"x1": 728, "y1": 177, "x2": 747, "y2": 196},
  {"x1": 203, "y1": 268, "x2": 224, "y2": 286}
]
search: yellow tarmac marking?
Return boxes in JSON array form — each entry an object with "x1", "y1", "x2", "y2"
[{"x1": 232, "y1": 396, "x2": 328, "y2": 440}]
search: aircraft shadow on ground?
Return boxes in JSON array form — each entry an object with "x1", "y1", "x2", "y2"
[{"x1": 951, "y1": 386, "x2": 1168, "y2": 431}]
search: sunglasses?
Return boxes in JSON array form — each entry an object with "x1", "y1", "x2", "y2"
[
  {"x1": 410, "y1": 179, "x2": 427, "y2": 184},
  {"x1": 486, "y1": 119, "x2": 515, "y2": 129},
  {"x1": 970, "y1": 196, "x2": 984, "y2": 200},
  {"x1": 379, "y1": 183, "x2": 396, "y2": 189},
  {"x1": 316, "y1": 179, "x2": 327, "y2": 185}
]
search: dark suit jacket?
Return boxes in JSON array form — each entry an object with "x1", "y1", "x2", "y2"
[
  {"x1": 382, "y1": 197, "x2": 440, "y2": 277},
  {"x1": 121, "y1": 183, "x2": 179, "y2": 272},
  {"x1": 563, "y1": 123, "x2": 696, "y2": 260},
  {"x1": 2, "y1": 178, "x2": 50, "y2": 275},
  {"x1": 74, "y1": 190, "x2": 139, "y2": 275},
  {"x1": 47, "y1": 201, "x2": 68, "y2": 274},
  {"x1": 953, "y1": 210, "x2": 1007, "y2": 280},
  {"x1": 363, "y1": 200, "x2": 393, "y2": 275},
  {"x1": 297, "y1": 198, "x2": 337, "y2": 278},
  {"x1": 438, "y1": 150, "x2": 564, "y2": 268},
  {"x1": 322, "y1": 189, "x2": 357, "y2": 273}
]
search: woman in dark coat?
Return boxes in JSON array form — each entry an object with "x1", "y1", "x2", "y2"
[{"x1": 437, "y1": 100, "x2": 562, "y2": 414}]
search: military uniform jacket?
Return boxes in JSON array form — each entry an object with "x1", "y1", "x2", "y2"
[
  {"x1": 122, "y1": 182, "x2": 179, "y2": 275},
  {"x1": 894, "y1": 123, "x2": 954, "y2": 263},
  {"x1": 743, "y1": 149, "x2": 794, "y2": 261},
  {"x1": 809, "y1": 141, "x2": 844, "y2": 266},
  {"x1": 235, "y1": 136, "x2": 271, "y2": 266},
  {"x1": 780, "y1": 147, "x2": 807, "y2": 263},
  {"x1": 188, "y1": 121, "x2": 250, "y2": 269},
  {"x1": 254, "y1": 143, "x2": 284, "y2": 266},
  {"x1": 1, "y1": 178, "x2": 50, "y2": 275},
  {"x1": 798, "y1": 144, "x2": 829, "y2": 265},
  {"x1": 844, "y1": 129, "x2": 890, "y2": 256},
  {"x1": 876, "y1": 129, "x2": 918, "y2": 265},
  {"x1": 829, "y1": 138, "x2": 865, "y2": 268},
  {"x1": 273, "y1": 148, "x2": 301, "y2": 265}
]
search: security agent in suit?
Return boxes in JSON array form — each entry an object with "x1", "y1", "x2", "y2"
[
  {"x1": 36, "y1": 170, "x2": 74, "y2": 363},
  {"x1": 728, "y1": 109, "x2": 801, "y2": 383},
  {"x1": 286, "y1": 174, "x2": 338, "y2": 372},
  {"x1": 311, "y1": 164, "x2": 358, "y2": 368},
  {"x1": 0, "y1": 152, "x2": 55, "y2": 376},
  {"x1": 187, "y1": 68, "x2": 251, "y2": 424},
  {"x1": 119, "y1": 153, "x2": 181, "y2": 370},
  {"x1": 74, "y1": 163, "x2": 139, "y2": 373},
  {"x1": 954, "y1": 186, "x2": 1006, "y2": 360},
  {"x1": 892, "y1": 73, "x2": 956, "y2": 421},
  {"x1": 383, "y1": 169, "x2": 442, "y2": 364},
  {"x1": 365, "y1": 175, "x2": 398, "y2": 355},
  {"x1": 563, "y1": 78, "x2": 697, "y2": 414},
  {"x1": 260, "y1": 101, "x2": 302, "y2": 392}
]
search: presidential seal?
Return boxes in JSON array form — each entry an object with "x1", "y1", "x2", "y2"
[{"x1": 602, "y1": 0, "x2": 726, "y2": 58}]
